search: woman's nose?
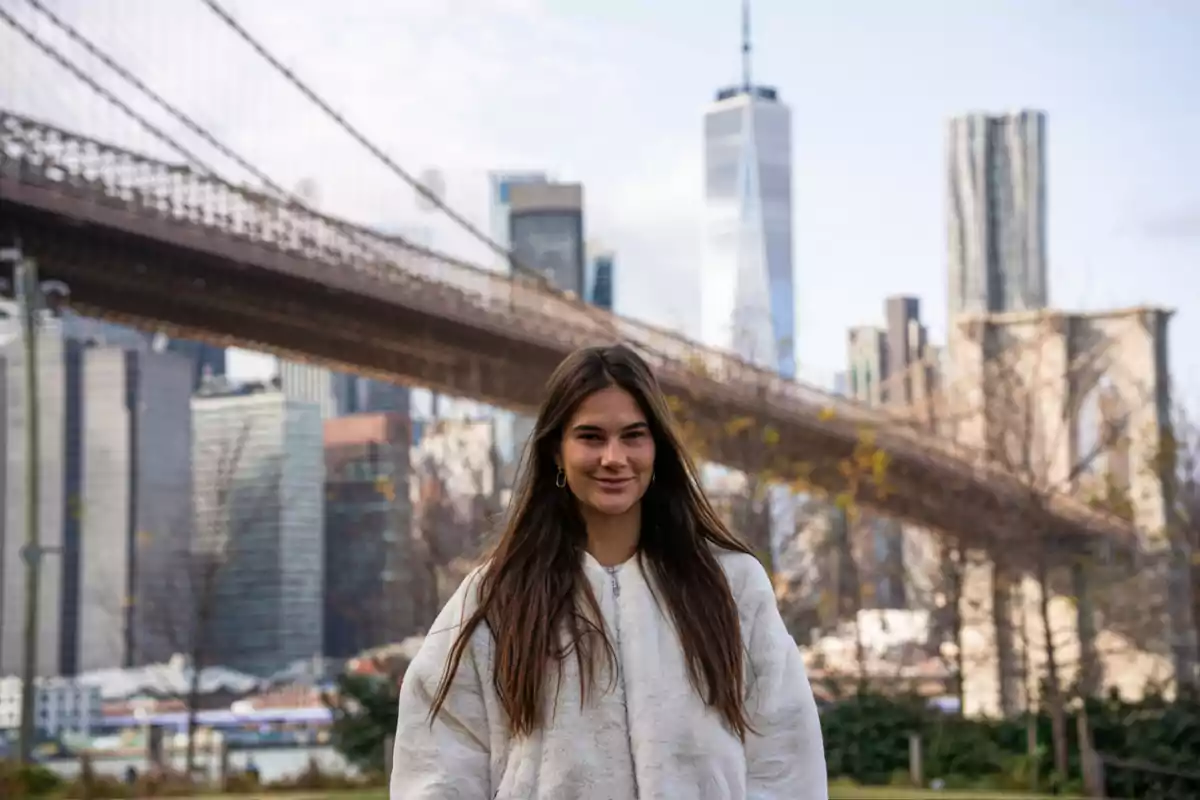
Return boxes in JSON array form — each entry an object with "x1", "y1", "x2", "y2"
[{"x1": 600, "y1": 439, "x2": 626, "y2": 465}]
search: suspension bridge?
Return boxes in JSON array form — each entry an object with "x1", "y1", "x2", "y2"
[{"x1": 0, "y1": 0, "x2": 1135, "y2": 550}]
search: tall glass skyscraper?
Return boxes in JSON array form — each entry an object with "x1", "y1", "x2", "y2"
[
  {"x1": 587, "y1": 249, "x2": 616, "y2": 311},
  {"x1": 702, "y1": 1, "x2": 794, "y2": 378},
  {"x1": 488, "y1": 171, "x2": 549, "y2": 272},
  {"x1": 946, "y1": 110, "x2": 1048, "y2": 320},
  {"x1": 700, "y1": 2, "x2": 796, "y2": 572}
]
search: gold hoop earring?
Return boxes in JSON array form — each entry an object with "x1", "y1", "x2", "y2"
[{"x1": 555, "y1": 468, "x2": 566, "y2": 489}]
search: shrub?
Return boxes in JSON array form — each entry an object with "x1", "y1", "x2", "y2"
[{"x1": 0, "y1": 759, "x2": 65, "y2": 798}]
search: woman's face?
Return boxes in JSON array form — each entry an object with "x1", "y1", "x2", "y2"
[{"x1": 557, "y1": 386, "x2": 656, "y2": 517}]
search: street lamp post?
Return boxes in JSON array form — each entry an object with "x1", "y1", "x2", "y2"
[{"x1": 0, "y1": 243, "x2": 68, "y2": 764}]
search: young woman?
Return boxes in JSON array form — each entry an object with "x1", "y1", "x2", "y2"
[{"x1": 391, "y1": 344, "x2": 826, "y2": 799}]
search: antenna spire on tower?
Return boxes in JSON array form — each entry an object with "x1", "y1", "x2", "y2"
[{"x1": 741, "y1": 0, "x2": 753, "y2": 92}]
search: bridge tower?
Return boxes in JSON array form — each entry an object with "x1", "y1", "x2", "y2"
[{"x1": 946, "y1": 305, "x2": 1195, "y2": 715}]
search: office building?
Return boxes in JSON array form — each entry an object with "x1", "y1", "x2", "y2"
[
  {"x1": 884, "y1": 295, "x2": 933, "y2": 408},
  {"x1": 831, "y1": 371, "x2": 848, "y2": 397},
  {"x1": 844, "y1": 296, "x2": 940, "y2": 610},
  {"x1": 276, "y1": 359, "x2": 411, "y2": 422},
  {"x1": 848, "y1": 296, "x2": 936, "y2": 409},
  {"x1": 847, "y1": 326, "x2": 888, "y2": 406},
  {"x1": 494, "y1": 178, "x2": 588, "y2": 484},
  {"x1": 1, "y1": 321, "x2": 71, "y2": 678},
  {"x1": 508, "y1": 182, "x2": 586, "y2": 296},
  {"x1": 333, "y1": 374, "x2": 410, "y2": 417},
  {"x1": 192, "y1": 388, "x2": 324, "y2": 676},
  {"x1": 323, "y1": 413, "x2": 413, "y2": 657},
  {"x1": 163, "y1": 339, "x2": 227, "y2": 391},
  {"x1": 276, "y1": 361, "x2": 337, "y2": 420},
  {"x1": 59, "y1": 312, "x2": 226, "y2": 392},
  {"x1": 0, "y1": 676, "x2": 101, "y2": 737},
  {"x1": 60, "y1": 313, "x2": 152, "y2": 351},
  {"x1": 946, "y1": 110, "x2": 1048, "y2": 321},
  {"x1": 489, "y1": 171, "x2": 549, "y2": 272},
  {"x1": 77, "y1": 347, "x2": 194, "y2": 672},
  {"x1": 701, "y1": 0, "x2": 794, "y2": 377},
  {"x1": 0, "y1": 322, "x2": 193, "y2": 676},
  {"x1": 587, "y1": 247, "x2": 616, "y2": 312}
]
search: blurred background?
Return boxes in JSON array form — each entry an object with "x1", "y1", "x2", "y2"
[{"x1": 0, "y1": 1, "x2": 1198, "y2": 798}]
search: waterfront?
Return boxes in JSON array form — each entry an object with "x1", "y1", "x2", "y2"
[{"x1": 43, "y1": 745, "x2": 352, "y2": 783}]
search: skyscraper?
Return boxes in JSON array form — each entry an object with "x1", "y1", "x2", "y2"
[
  {"x1": 508, "y1": 182, "x2": 586, "y2": 296},
  {"x1": 702, "y1": 0, "x2": 794, "y2": 377},
  {"x1": 846, "y1": 326, "x2": 887, "y2": 406},
  {"x1": 843, "y1": 296, "x2": 941, "y2": 611},
  {"x1": 946, "y1": 110, "x2": 1048, "y2": 321},
  {"x1": 586, "y1": 248, "x2": 616, "y2": 312},
  {"x1": 494, "y1": 178, "x2": 586, "y2": 485},
  {"x1": 0, "y1": 324, "x2": 193, "y2": 675},
  {"x1": 164, "y1": 339, "x2": 226, "y2": 391},
  {"x1": 57, "y1": 312, "x2": 227, "y2": 392},
  {"x1": 192, "y1": 388, "x2": 325, "y2": 676},
  {"x1": 276, "y1": 361, "x2": 338, "y2": 419},
  {"x1": 323, "y1": 413, "x2": 413, "y2": 658},
  {"x1": 77, "y1": 347, "x2": 194, "y2": 671},
  {"x1": 488, "y1": 171, "x2": 549, "y2": 272}
]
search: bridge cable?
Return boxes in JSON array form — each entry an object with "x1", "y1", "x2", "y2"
[
  {"x1": 0, "y1": 4, "x2": 215, "y2": 174},
  {"x1": 195, "y1": 0, "x2": 707, "y2": 381},
  {"x1": 10, "y1": 0, "x2": 876, "y2": 474},
  {"x1": 15, "y1": 0, "x2": 459, "y2": 278},
  {"x1": 4, "y1": 1, "x2": 626, "y2": 392},
  {"x1": 21, "y1": 0, "x2": 291, "y2": 199},
  {"x1": 195, "y1": 0, "x2": 546, "y2": 285}
]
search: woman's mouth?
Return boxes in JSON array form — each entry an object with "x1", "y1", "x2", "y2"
[{"x1": 595, "y1": 476, "x2": 633, "y2": 492}]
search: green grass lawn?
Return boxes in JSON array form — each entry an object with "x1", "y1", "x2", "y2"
[
  {"x1": 193, "y1": 789, "x2": 1072, "y2": 800},
  {"x1": 829, "y1": 790, "x2": 1075, "y2": 800}
]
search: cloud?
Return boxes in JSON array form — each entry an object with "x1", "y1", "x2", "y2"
[{"x1": 0, "y1": 0, "x2": 701, "y2": 340}]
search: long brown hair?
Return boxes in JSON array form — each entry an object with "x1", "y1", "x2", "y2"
[{"x1": 430, "y1": 344, "x2": 756, "y2": 738}]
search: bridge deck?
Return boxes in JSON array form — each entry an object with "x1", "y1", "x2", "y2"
[{"x1": 0, "y1": 110, "x2": 1134, "y2": 551}]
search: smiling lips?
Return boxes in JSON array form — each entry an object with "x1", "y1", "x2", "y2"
[{"x1": 595, "y1": 476, "x2": 634, "y2": 492}]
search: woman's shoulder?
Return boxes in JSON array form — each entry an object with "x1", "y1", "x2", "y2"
[
  {"x1": 422, "y1": 562, "x2": 491, "y2": 641},
  {"x1": 448, "y1": 562, "x2": 490, "y2": 614}
]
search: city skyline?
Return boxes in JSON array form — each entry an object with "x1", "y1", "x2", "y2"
[
  {"x1": 11, "y1": 1, "x2": 1190, "y2": 403},
  {"x1": 0, "y1": 2, "x2": 1195, "y2": 717},
  {"x1": 161, "y1": 0, "x2": 1194, "y2": 406},
  {"x1": 0, "y1": 0, "x2": 1195, "y2": 410}
]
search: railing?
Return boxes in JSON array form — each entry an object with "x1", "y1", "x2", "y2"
[
  {"x1": 0, "y1": 110, "x2": 1133, "y2": 538},
  {"x1": 1098, "y1": 754, "x2": 1200, "y2": 799}
]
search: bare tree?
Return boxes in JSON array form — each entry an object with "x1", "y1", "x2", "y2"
[
  {"x1": 933, "y1": 310, "x2": 1176, "y2": 776},
  {"x1": 138, "y1": 420, "x2": 282, "y2": 776},
  {"x1": 323, "y1": 433, "x2": 413, "y2": 655},
  {"x1": 1171, "y1": 406, "x2": 1200, "y2": 650},
  {"x1": 408, "y1": 420, "x2": 501, "y2": 625},
  {"x1": 1111, "y1": 400, "x2": 1200, "y2": 673}
]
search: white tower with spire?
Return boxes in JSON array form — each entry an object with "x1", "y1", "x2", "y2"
[
  {"x1": 701, "y1": 0, "x2": 794, "y2": 378},
  {"x1": 700, "y1": 1, "x2": 797, "y2": 568}
]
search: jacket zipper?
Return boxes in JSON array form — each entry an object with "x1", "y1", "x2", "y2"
[{"x1": 605, "y1": 565, "x2": 640, "y2": 798}]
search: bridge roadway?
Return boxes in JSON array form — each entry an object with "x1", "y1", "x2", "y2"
[{"x1": 0, "y1": 110, "x2": 1131, "y2": 550}]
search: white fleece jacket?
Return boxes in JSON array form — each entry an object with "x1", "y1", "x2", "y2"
[{"x1": 390, "y1": 549, "x2": 827, "y2": 799}]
